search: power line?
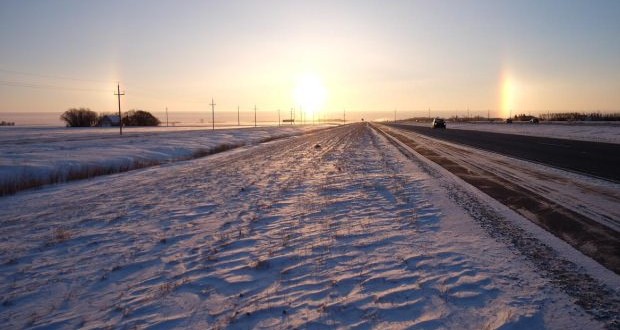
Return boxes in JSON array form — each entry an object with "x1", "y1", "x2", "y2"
[
  {"x1": 1, "y1": 74, "x2": 289, "y2": 112},
  {"x1": 0, "y1": 80, "x2": 109, "y2": 92},
  {"x1": 0, "y1": 68, "x2": 194, "y2": 104},
  {"x1": 0, "y1": 68, "x2": 112, "y2": 83}
]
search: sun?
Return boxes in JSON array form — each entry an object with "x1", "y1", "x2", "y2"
[{"x1": 293, "y1": 73, "x2": 327, "y2": 116}]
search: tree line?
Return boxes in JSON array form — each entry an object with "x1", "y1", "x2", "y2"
[
  {"x1": 60, "y1": 108, "x2": 160, "y2": 127},
  {"x1": 511, "y1": 112, "x2": 620, "y2": 121},
  {"x1": 538, "y1": 112, "x2": 620, "y2": 121}
]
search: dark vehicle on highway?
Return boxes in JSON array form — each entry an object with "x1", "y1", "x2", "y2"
[
  {"x1": 506, "y1": 118, "x2": 513, "y2": 124},
  {"x1": 530, "y1": 118, "x2": 539, "y2": 124},
  {"x1": 432, "y1": 118, "x2": 446, "y2": 129}
]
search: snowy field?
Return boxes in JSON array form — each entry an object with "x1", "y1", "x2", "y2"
[
  {"x1": 1, "y1": 123, "x2": 616, "y2": 329},
  {"x1": 401, "y1": 121, "x2": 620, "y2": 144},
  {"x1": 0, "y1": 125, "x2": 325, "y2": 195}
]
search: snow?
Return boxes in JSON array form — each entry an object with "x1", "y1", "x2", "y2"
[
  {"x1": 0, "y1": 123, "x2": 613, "y2": 329},
  {"x1": 382, "y1": 124, "x2": 620, "y2": 234},
  {"x1": 0, "y1": 125, "x2": 325, "y2": 195},
  {"x1": 402, "y1": 120, "x2": 620, "y2": 144},
  {"x1": 377, "y1": 123, "x2": 620, "y2": 290}
]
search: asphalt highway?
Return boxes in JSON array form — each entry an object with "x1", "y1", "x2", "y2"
[{"x1": 386, "y1": 123, "x2": 620, "y2": 182}]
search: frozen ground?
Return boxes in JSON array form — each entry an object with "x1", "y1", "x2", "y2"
[
  {"x1": 0, "y1": 125, "x2": 325, "y2": 195},
  {"x1": 401, "y1": 121, "x2": 620, "y2": 144},
  {"x1": 1, "y1": 123, "x2": 615, "y2": 329},
  {"x1": 377, "y1": 123, "x2": 620, "y2": 270}
]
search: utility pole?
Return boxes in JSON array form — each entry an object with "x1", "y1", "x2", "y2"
[
  {"x1": 114, "y1": 83, "x2": 125, "y2": 136},
  {"x1": 254, "y1": 105, "x2": 257, "y2": 127},
  {"x1": 210, "y1": 98, "x2": 216, "y2": 131},
  {"x1": 290, "y1": 107, "x2": 293, "y2": 125},
  {"x1": 165, "y1": 106, "x2": 169, "y2": 127},
  {"x1": 394, "y1": 109, "x2": 397, "y2": 122},
  {"x1": 237, "y1": 106, "x2": 240, "y2": 126},
  {"x1": 278, "y1": 109, "x2": 280, "y2": 127},
  {"x1": 343, "y1": 108, "x2": 346, "y2": 125},
  {"x1": 428, "y1": 108, "x2": 431, "y2": 120}
]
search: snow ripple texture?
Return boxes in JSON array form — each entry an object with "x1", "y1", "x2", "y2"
[{"x1": 0, "y1": 124, "x2": 601, "y2": 329}]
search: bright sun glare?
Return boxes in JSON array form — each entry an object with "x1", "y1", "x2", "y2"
[
  {"x1": 500, "y1": 71, "x2": 518, "y2": 118},
  {"x1": 293, "y1": 73, "x2": 327, "y2": 116}
]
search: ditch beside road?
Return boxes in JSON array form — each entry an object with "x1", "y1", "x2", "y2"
[{"x1": 376, "y1": 123, "x2": 620, "y2": 275}]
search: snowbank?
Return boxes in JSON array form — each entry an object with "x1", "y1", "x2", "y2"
[{"x1": 0, "y1": 125, "x2": 326, "y2": 195}]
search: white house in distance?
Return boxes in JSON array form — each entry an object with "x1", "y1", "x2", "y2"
[{"x1": 98, "y1": 115, "x2": 121, "y2": 127}]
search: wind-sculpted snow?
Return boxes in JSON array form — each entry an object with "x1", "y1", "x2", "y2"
[
  {"x1": 0, "y1": 124, "x2": 605, "y2": 328},
  {"x1": 0, "y1": 126, "x2": 322, "y2": 195}
]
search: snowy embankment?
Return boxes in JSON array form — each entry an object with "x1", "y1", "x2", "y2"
[
  {"x1": 0, "y1": 124, "x2": 613, "y2": 329},
  {"x1": 0, "y1": 125, "x2": 324, "y2": 196},
  {"x1": 402, "y1": 120, "x2": 620, "y2": 144}
]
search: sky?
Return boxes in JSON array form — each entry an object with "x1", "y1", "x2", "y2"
[{"x1": 1, "y1": 0, "x2": 619, "y2": 121}]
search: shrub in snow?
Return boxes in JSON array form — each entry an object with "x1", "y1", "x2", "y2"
[
  {"x1": 60, "y1": 108, "x2": 98, "y2": 127},
  {"x1": 122, "y1": 110, "x2": 160, "y2": 126}
]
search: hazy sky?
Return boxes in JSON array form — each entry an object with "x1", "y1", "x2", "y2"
[{"x1": 1, "y1": 0, "x2": 619, "y2": 119}]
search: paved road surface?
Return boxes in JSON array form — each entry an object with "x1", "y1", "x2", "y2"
[{"x1": 386, "y1": 123, "x2": 620, "y2": 182}]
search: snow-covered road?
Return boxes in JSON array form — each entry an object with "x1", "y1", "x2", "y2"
[{"x1": 0, "y1": 124, "x2": 615, "y2": 329}]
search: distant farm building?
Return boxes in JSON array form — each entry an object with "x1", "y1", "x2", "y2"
[{"x1": 98, "y1": 115, "x2": 121, "y2": 127}]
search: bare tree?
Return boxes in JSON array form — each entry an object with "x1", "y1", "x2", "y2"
[
  {"x1": 60, "y1": 108, "x2": 98, "y2": 127},
  {"x1": 122, "y1": 110, "x2": 160, "y2": 126}
]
